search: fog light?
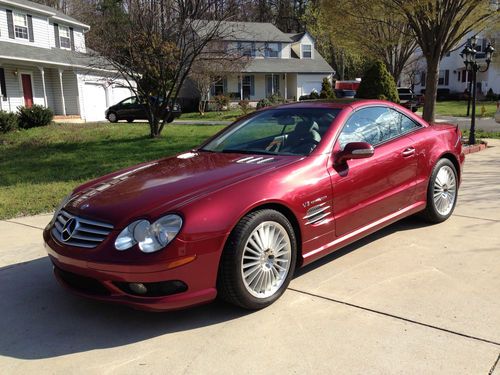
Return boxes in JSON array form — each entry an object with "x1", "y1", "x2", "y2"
[{"x1": 129, "y1": 283, "x2": 147, "y2": 295}]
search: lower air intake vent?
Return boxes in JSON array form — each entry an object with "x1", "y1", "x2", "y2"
[{"x1": 51, "y1": 210, "x2": 113, "y2": 248}]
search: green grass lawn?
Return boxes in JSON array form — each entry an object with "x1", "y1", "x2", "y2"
[
  {"x1": 179, "y1": 109, "x2": 253, "y2": 121},
  {"x1": 462, "y1": 129, "x2": 500, "y2": 140},
  {"x1": 0, "y1": 122, "x2": 224, "y2": 219},
  {"x1": 434, "y1": 101, "x2": 497, "y2": 117}
]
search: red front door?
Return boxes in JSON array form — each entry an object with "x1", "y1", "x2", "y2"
[{"x1": 21, "y1": 74, "x2": 33, "y2": 108}]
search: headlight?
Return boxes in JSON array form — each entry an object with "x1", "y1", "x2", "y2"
[{"x1": 114, "y1": 214, "x2": 183, "y2": 253}]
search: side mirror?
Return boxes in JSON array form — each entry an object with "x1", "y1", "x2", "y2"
[{"x1": 336, "y1": 142, "x2": 374, "y2": 165}]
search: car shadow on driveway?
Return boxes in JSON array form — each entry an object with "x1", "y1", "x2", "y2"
[
  {"x1": 0, "y1": 257, "x2": 251, "y2": 360},
  {"x1": 0, "y1": 217, "x2": 428, "y2": 360}
]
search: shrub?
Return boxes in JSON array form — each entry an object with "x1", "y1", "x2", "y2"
[
  {"x1": 309, "y1": 90, "x2": 320, "y2": 100},
  {"x1": 485, "y1": 88, "x2": 498, "y2": 101},
  {"x1": 17, "y1": 105, "x2": 53, "y2": 129},
  {"x1": 238, "y1": 99, "x2": 251, "y2": 115},
  {"x1": 356, "y1": 60, "x2": 399, "y2": 103},
  {"x1": 0, "y1": 110, "x2": 18, "y2": 133},
  {"x1": 213, "y1": 95, "x2": 230, "y2": 111},
  {"x1": 320, "y1": 78, "x2": 335, "y2": 99},
  {"x1": 256, "y1": 98, "x2": 272, "y2": 109}
]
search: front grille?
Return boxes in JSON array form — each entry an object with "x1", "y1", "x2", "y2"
[{"x1": 51, "y1": 210, "x2": 114, "y2": 248}]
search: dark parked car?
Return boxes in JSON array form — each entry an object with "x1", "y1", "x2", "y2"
[
  {"x1": 105, "y1": 96, "x2": 182, "y2": 123},
  {"x1": 45, "y1": 100, "x2": 464, "y2": 311},
  {"x1": 397, "y1": 87, "x2": 421, "y2": 112}
]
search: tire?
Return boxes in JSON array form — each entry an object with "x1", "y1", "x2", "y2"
[
  {"x1": 107, "y1": 112, "x2": 118, "y2": 123},
  {"x1": 421, "y1": 158, "x2": 458, "y2": 223},
  {"x1": 218, "y1": 209, "x2": 297, "y2": 310},
  {"x1": 126, "y1": 118, "x2": 134, "y2": 123}
]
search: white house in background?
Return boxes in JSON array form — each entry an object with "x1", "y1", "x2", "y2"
[
  {"x1": 205, "y1": 22, "x2": 334, "y2": 102},
  {"x1": 411, "y1": 30, "x2": 500, "y2": 97},
  {"x1": 0, "y1": 0, "x2": 132, "y2": 121}
]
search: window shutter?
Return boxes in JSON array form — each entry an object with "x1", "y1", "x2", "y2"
[
  {"x1": 421, "y1": 71, "x2": 426, "y2": 86},
  {"x1": 6, "y1": 10, "x2": 15, "y2": 39},
  {"x1": 251, "y1": 42, "x2": 256, "y2": 57},
  {"x1": 445, "y1": 70, "x2": 449, "y2": 86},
  {"x1": 210, "y1": 83, "x2": 215, "y2": 96},
  {"x1": 54, "y1": 23, "x2": 60, "y2": 48},
  {"x1": 237, "y1": 42, "x2": 242, "y2": 54},
  {"x1": 69, "y1": 27, "x2": 75, "y2": 50},
  {"x1": 250, "y1": 76, "x2": 255, "y2": 96},
  {"x1": 278, "y1": 42, "x2": 282, "y2": 58},
  {"x1": 238, "y1": 78, "x2": 241, "y2": 94},
  {"x1": 0, "y1": 68, "x2": 7, "y2": 97},
  {"x1": 27, "y1": 15, "x2": 34, "y2": 42},
  {"x1": 264, "y1": 42, "x2": 269, "y2": 58},
  {"x1": 223, "y1": 78, "x2": 227, "y2": 93}
]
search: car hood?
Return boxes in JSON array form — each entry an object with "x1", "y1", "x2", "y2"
[{"x1": 65, "y1": 151, "x2": 299, "y2": 226}]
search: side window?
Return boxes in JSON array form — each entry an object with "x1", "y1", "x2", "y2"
[
  {"x1": 399, "y1": 113, "x2": 421, "y2": 133},
  {"x1": 121, "y1": 97, "x2": 136, "y2": 105},
  {"x1": 338, "y1": 107, "x2": 421, "y2": 149},
  {"x1": 338, "y1": 107, "x2": 388, "y2": 149}
]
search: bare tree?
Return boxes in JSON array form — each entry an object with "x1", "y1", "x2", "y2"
[
  {"x1": 385, "y1": 0, "x2": 499, "y2": 122},
  {"x1": 189, "y1": 49, "x2": 249, "y2": 115},
  {"x1": 90, "y1": 0, "x2": 239, "y2": 138}
]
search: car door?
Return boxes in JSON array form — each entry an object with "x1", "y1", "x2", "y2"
[
  {"x1": 329, "y1": 106, "x2": 419, "y2": 237},
  {"x1": 116, "y1": 97, "x2": 137, "y2": 118}
]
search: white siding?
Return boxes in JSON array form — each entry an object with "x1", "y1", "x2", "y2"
[
  {"x1": 281, "y1": 43, "x2": 291, "y2": 59},
  {"x1": 0, "y1": 7, "x2": 50, "y2": 48},
  {"x1": 73, "y1": 28, "x2": 86, "y2": 52}
]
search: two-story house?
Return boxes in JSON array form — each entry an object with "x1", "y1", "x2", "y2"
[
  {"x1": 205, "y1": 22, "x2": 334, "y2": 102},
  {"x1": 0, "y1": 0, "x2": 132, "y2": 121}
]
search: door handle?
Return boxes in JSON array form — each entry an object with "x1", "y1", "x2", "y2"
[{"x1": 402, "y1": 147, "x2": 415, "y2": 157}]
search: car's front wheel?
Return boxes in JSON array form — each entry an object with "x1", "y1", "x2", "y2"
[
  {"x1": 218, "y1": 209, "x2": 297, "y2": 309},
  {"x1": 421, "y1": 158, "x2": 458, "y2": 223},
  {"x1": 107, "y1": 112, "x2": 118, "y2": 123}
]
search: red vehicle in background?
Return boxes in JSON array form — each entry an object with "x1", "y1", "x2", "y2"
[
  {"x1": 335, "y1": 80, "x2": 361, "y2": 98},
  {"x1": 44, "y1": 100, "x2": 464, "y2": 311}
]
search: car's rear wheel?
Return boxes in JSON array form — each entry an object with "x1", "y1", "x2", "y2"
[
  {"x1": 421, "y1": 158, "x2": 458, "y2": 223},
  {"x1": 107, "y1": 112, "x2": 118, "y2": 123},
  {"x1": 218, "y1": 209, "x2": 297, "y2": 309}
]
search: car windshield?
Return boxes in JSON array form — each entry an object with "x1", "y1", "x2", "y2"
[{"x1": 201, "y1": 108, "x2": 340, "y2": 156}]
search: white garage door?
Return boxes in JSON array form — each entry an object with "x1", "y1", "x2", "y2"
[
  {"x1": 83, "y1": 83, "x2": 107, "y2": 122},
  {"x1": 302, "y1": 81, "x2": 322, "y2": 95},
  {"x1": 111, "y1": 86, "x2": 132, "y2": 106}
]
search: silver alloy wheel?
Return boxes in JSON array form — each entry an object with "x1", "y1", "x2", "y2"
[
  {"x1": 241, "y1": 221, "x2": 292, "y2": 298},
  {"x1": 108, "y1": 113, "x2": 117, "y2": 122},
  {"x1": 433, "y1": 165, "x2": 457, "y2": 216}
]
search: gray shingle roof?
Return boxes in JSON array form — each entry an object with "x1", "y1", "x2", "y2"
[
  {"x1": 0, "y1": 0, "x2": 89, "y2": 27},
  {"x1": 242, "y1": 50, "x2": 333, "y2": 73},
  {"x1": 197, "y1": 21, "x2": 293, "y2": 42},
  {"x1": 0, "y1": 40, "x2": 110, "y2": 69}
]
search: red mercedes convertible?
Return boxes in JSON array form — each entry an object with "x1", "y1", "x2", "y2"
[{"x1": 44, "y1": 100, "x2": 464, "y2": 311}]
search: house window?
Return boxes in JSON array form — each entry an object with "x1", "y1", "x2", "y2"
[
  {"x1": 240, "y1": 42, "x2": 254, "y2": 57},
  {"x1": 438, "y1": 70, "x2": 449, "y2": 86},
  {"x1": 265, "y1": 75, "x2": 280, "y2": 96},
  {"x1": 242, "y1": 75, "x2": 252, "y2": 99},
  {"x1": 59, "y1": 25, "x2": 71, "y2": 49},
  {"x1": 302, "y1": 44, "x2": 312, "y2": 58},
  {"x1": 266, "y1": 43, "x2": 279, "y2": 58},
  {"x1": 14, "y1": 12, "x2": 28, "y2": 40},
  {"x1": 214, "y1": 78, "x2": 224, "y2": 95}
]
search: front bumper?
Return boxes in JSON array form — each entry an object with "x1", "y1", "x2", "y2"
[{"x1": 44, "y1": 229, "x2": 223, "y2": 311}]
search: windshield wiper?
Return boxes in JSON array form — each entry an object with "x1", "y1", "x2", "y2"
[{"x1": 221, "y1": 149, "x2": 277, "y2": 155}]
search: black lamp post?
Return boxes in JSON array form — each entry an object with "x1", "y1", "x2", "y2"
[{"x1": 460, "y1": 38, "x2": 495, "y2": 145}]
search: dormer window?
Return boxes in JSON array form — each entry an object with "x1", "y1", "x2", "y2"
[
  {"x1": 14, "y1": 12, "x2": 28, "y2": 40},
  {"x1": 59, "y1": 25, "x2": 71, "y2": 49},
  {"x1": 266, "y1": 43, "x2": 279, "y2": 58},
  {"x1": 302, "y1": 44, "x2": 312, "y2": 59},
  {"x1": 240, "y1": 42, "x2": 254, "y2": 57}
]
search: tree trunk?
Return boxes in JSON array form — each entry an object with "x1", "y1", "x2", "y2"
[
  {"x1": 149, "y1": 113, "x2": 161, "y2": 138},
  {"x1": 422, "y1": 56, "x2": 440, "y2": 123}
]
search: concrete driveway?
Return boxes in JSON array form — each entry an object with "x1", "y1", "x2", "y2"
[{"x1": 1, "y1": 141, "x2": 499, "y2": 374}]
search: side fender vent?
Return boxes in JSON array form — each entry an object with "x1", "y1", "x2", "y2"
[
  {"x1": 304, "y1": 203, "x2": 331, "y2": 225},
  {"x1": 236, "y1": 156, "x2": 275, "y2": 164}
]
